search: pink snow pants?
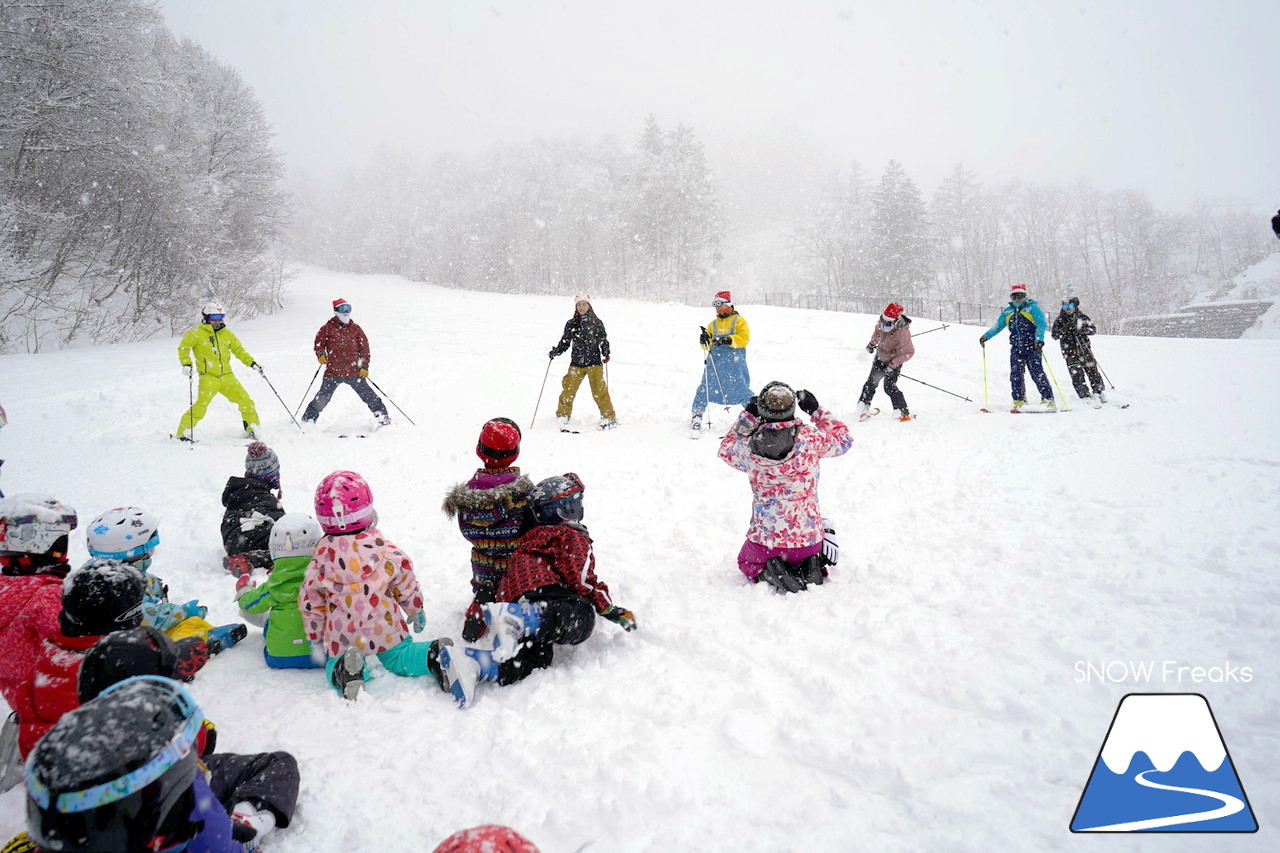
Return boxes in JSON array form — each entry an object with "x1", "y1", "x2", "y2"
[{"x1": 736, "y1": 539, "x2": 823, "y2": 580}]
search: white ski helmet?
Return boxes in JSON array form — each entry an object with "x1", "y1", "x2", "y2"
[
  {"x1": 268, "y1": 513, "x2": 322, "y2": 559},
  {"x1": 87, "y1": 507, "x2": 160, "y2": 564},
  {"x1": 201, "y1": 301, "x2": 226, "y2": 317},
  {"x1": 0, "y1": 494, "x2": 77, "y2": 555}
]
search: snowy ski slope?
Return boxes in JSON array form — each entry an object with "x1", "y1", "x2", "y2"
[{"x1": 1, "y1": 267, "x2": 1277, "y2": 851}]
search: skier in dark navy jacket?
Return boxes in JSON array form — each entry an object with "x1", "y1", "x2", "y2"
[{"x1": 979, "y1": 283, "x2": 1055, "y2": 409}]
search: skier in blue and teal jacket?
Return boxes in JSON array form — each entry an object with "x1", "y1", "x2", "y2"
[{"x1": 979, "y1": 283, "x2": 1055, "y2": 408}]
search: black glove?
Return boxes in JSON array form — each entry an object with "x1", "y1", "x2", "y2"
[
  {"x1": 796, "y1": 390, "x2": 819, "y2": 415},
  {"x1": 744, "y1": 396, "x2": 760, "y2": 417},
  {"x1": 251, "y1": 362, "x2": 264, "y2": 375},
  {"x1": 699, "y1": 328, "x2": 711, "y2": 346},
  {"x1": 1036, "y1": 340, "x2": 1045, "y2": 352},
  {"x1": 979, "y1": 335, "x2": 988, "y2": 346},
  {"x1": 713, "y1": 336, "x2": 730, "y2": 346},
  {"x1": 548, "y1": 349, "x2": 557, "y2": 359},
  {"x1": 865, "y1": 345, "x2": 876, "y2": 354}
]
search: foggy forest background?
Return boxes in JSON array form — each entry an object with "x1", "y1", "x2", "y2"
[{"x1": 0, "y1": 0, "x2": 1273, "y2": 352}]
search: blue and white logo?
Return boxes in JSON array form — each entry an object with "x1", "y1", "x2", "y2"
[{"x1": 1071, "y1": 693, "x2": 1257, "y2": 832}]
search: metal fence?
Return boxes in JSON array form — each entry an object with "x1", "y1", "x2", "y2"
[{"x1": 761, "y1": 293, "x2": 1002, "y2": 325}]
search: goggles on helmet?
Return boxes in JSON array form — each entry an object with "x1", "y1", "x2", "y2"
[
  {"x1": 205, "y1": 313, "x2": 225, "y2": 323},
  {"x1": 334, "y1": 304, "x2": 352, "y2": 314}
]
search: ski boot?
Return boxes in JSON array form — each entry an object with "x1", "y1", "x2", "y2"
[
  {"x1": 1012, "y1": 399, "x2": 1026, "y2": 409},
  {"x1": 893, "y1": 409, "x2": 912, "y2": 422},
  {"x1": 243, "y1": 420, "x2": 258, "y2": 439},
  {"x1": 377, "y1": 414, "x2": 392, "y2": 427},
  {"x1": 1041, "y1": 399, "x2": 1056, "y2": 409},
  {"x1": 599, "y1": 417, "x2": 619, "y2": 430},
  {"x1": 434, "y1": 639, "x2": 500, "y2": 709},
  {"x1": 206, "y1": 623, "x2": 248, "y2": 655},
  {"x1": 331, "y1": 647, "x2": 366, "y2": 700},
  {"x1": 230, "y1": 801, "x2": 277, "y2": 849},
  {"x1": 480, "y1": 602, "x2": 545, "y2": 662},
  {"x1": 798, "y1": 554, "x2": 827, "y2": 586},
  {"x1": 1097, "y1": 391, "x2": 1108, "y2": 404},
  {"x1": 758, "y1": 557, "x2": 806, "y2": 594},
  {"x1": 855, "y1": 401, "x2": 872, "y2": 421},
  {"x1": 689, "y1": 416, "x2": 702, "y2": 433}
]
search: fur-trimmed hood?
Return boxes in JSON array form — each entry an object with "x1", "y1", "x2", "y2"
[{"x1": 442, "y1": 469, "x2": 534, "y2": 518}]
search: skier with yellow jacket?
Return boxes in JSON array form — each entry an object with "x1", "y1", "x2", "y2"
[
  {"x1": 690, "y1": 290, "x2": 751, "y2": 433},
  {"x1": 175, "y1": 301, "x2": 263, "y2": 440}
]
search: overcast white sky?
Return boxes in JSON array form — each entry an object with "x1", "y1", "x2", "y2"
[{"x1": 159, "y1": 0, "x2": 1277, "y2": 216}]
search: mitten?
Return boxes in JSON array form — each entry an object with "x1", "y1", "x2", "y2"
[
  {"x1": 318, "y1": 355, "x2": 327, "y2": 364},
  {"x1": 182, "y1": 600, "x2": 208, "y2": 620},
  {"x1": 713, "y1": 336, "x2": 731, "y2": 346},
  {"x1": 309, "y1": 641, "x2": 327, "y2": 665},
  {"x1": 358, "y1": 368, "x2": 368, "y2": 377},
  {"x1": 409, "y1": 611, "x2": 426, "y2": 633},
  {"x1": 251, "y1": 362, "x2": 264, "y2": 374},
  {"x1": 234, "y1": 575, "x2": 252, "y2": 593},
  {"x1": 882, "y1": 365, "x2": 896, "y2": 378},
  {"x1": 1036, "y1": 340, "x2": 1045, "y2": 351},
  {"x1": 821, "y1": 520, "x2": 839, "y2": 566},
  {"x1": 461, "y1": 600, "x2": 487, "y2": 642},
  {"x1": 866, "y1": 345, "x2": 876, "y2": 354},
  {"x1": 182, "y1": 364, "x2": 192, "y2": 379},
  {"x1": 796, "y1": 389, "x2": 819, "y2": 415},
  {"x1": 548, "y1": 349, "x2": 557, "y2": 359},
  {"x1": 601, "y1": 605, "x2": 637, "y2": 632},
  {"x1": 979, "y1": 335, "x2": 988, "y2": 346},
  {"x1": 744, "y1": 396, "x2": 760, "y2": 417}
]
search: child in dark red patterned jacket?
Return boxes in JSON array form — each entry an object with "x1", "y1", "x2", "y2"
[
  {"x1": 434, "y1": 473, "x2": 637, "y2": 709},
  {"x1": 441, "y1": 418, "x2": 534, "y2": 641}
]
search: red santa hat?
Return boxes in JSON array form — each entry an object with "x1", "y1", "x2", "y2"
[
  {"x1": 1010, "y1": 283, "x2": 1027, "y2": 297},
  {"x1": 332, "y1": 298, "x2": 352, "y2": 312},
  {"x1": 712, "y1": 291, "x2": 732, "y2": 305}
]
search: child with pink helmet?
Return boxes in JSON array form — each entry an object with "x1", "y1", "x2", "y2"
[{"x1": 299, "y1": 470, "x2": 465, "y2": 700}]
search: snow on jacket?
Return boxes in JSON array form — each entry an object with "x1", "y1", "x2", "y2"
[
  {"x1": 15, "y1": 631, "x2": 97, "y2": 757},
  {"x1": 867, "y1": 316, "x2": 915, "y2": 369},
  {"x1": 1051, "y1": 310, "x2": 1097, "y2": 360},
  {"x1": 0, "y1": 573, "x2": 65, "y2": 712},
  {"x1": 299, "y1": 528, "x2": 425, "y2": 658},
  {"x1": 718, "y1": 408, "x2": 853, "y2": 548},
  {"x1": 441, "y1": 468, "x2": 534, "y2": 585},
  {"x1": 551, "y1": 313, "x2": 610, "y2": 367},
  {"x1": 313, "y1": 316, "x2": 371, "y2": 378},
  {"x1": 496, "y1": 522, "x2": 614, "y2": 614},
  {"x1": 702, "y1": 312, "x2": 750, "y2": 349},
  {"x1": 177, "y1": 323, "x2": 255, "y2": 378},
  {"x1": 220, "y1": 476, "x2": 284, "y2": 556},
  {"x1": 236, "y1": 554, "x2": 313, "y2": 663},
  {"x1": 984, "y1": 299, "x2": 1048, "y2": 349}
]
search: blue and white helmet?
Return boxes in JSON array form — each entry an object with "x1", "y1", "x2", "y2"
[
  {"x1": 86, "y1": 507, "x2": 159, "y2": 565},
  {"x1": 529, "y1": 473, "x2": 585, "y2": 524},
  {"x1": 268, "y1": 513, "x2": 322, "y2": 559}
]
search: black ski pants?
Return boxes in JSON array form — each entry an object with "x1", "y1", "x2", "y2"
[
  {"x1": 1062, "y1": 343, "x2": 1104, "y2": 398},
  {"x1": 205, "y1": 750, "x2": 300, "y2": 827},
  {"x1": 859, "y1": 360, "x2": 908, "y2": 412},
  {"x1": 302, "y1": 376, "x2": 385, "y2": 422},
  {"x1": 499, "y1": 584, "x2": 596, "y2": 686}
]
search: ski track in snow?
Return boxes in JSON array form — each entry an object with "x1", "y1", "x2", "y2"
[{"x1": 1, "y1": 267, "x2": 1278, "y2": 852}]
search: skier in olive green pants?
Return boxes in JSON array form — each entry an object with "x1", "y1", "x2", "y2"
[{"x1": 176, "y1": 301, "x2": 263, "y2": 439}]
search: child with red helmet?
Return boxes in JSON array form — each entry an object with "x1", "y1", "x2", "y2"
[
  {"x1": 858, "y1": 302, "x2": 915, "y2": 422},
  {"x1": 442, "y1": 418, "x2": 534, "y2": 641},
  {"x1": 300, "y1": 470, "x2": 459, "y2": 701}
]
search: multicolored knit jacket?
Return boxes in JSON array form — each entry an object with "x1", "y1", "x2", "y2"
[
  {"x1": 298, "y1": 528, "x2": 424, "y2": 658},
  {"x1": 496, "y1": 521, "x2": 614, "y2": 613},
  {"x1": 717, "y1": 408, "x2": 853, "y2": 548},
  {"x1": 441, "y1": 468, "x2": 533, "y2": 597}
]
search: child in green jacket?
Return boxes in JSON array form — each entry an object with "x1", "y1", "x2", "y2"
[{"x1": 235, "y1": 513, "x2": 323, "y2": 669}]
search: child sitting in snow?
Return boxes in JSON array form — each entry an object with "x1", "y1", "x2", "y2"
[
  {"x1": 435, "y1": 473, "x2": 638, "y2": 709},
  {"x1": 718, "y1": 382, "x2": 850, "y2": 594},
  {"x1": 300, "y1": 470, "x2": 455, "y2": 700},
  {"x1": 221, "y1": 441, "x2": 285, "y2": 575},
  {"x1": 16, "y1": 674, "x2": 298, "y2": 853},
  {"x1": 87, "y1": 506, "x2": 245, "y2": 658},
  {"x1": 441, "y1": 417, "x2": 534, "y2": 641},
  {"x1": 235, "y1": 513, "x2": 324, "y2": 669},
  {"x1": 12, "y1": 558, "x2": 145, "y2": 759}
]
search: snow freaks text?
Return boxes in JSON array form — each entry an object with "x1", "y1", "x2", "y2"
[{"x1": 1074, "y1": 661, "x2": 1254, "y2": 684}]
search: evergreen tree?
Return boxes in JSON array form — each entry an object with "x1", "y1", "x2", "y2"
[{"x1": 868, "y1": 160, "x2": 931, "y2": 304}]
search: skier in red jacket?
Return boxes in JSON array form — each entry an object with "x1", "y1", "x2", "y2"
[{"x1": 300, "y1": 298, "x2": 390, "y2": 426}]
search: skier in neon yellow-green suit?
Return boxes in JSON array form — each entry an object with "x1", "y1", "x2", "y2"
[{"x1": 175, "y1": 301, "x2": 263, "y2": 440}]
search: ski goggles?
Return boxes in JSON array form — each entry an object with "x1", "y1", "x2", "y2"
[
  {"x1": 1009, "y1": 294, "x2": 1026, "y2": 302},
  {"x1": 205, "y1": 313, "x2": 225, "y2": 323},
  {"x1": 1062, "y1": 302, "x2": 1077, "y2": 310},
  {"x1": 711, "y1": 298, "x2": 729, "y2": 307},
  {"x1": 334, "y1": 303, "x2": 352, "y2": 314}
]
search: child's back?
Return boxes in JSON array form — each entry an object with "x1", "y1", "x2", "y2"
[{"x1": 237, "y1": 513, "x2": 322, "y2": 668}]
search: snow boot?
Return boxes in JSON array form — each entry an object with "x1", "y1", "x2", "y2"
[
  {"x1": 377, "y1": 414, "x2": 391, "y2": 426},
  {"x1": 480, "y1": 602, "x2": 545, "y2": 662},
  {"x1": 206, "y1": 623, "x2": 248, "y2": 655},
  {"x1": 1097, "y1": 391, "x2": 1108, "y2": 404},
  {"x1": 223, "y1": 554, "x2": 252, "y2": 578},
  {"x1": 331, "y1": 647, "x2": 365, "y2": 700},
  {"x1": 599, "y1": 417, "x2": 618, "y2": 430},
  {"x1": 689, "y1": 416, "x2": 702, "y2": 432},
  {"x1": 435, "y1": 640, "x2": 500, "y2": 710},
  {"x1": 758, "y1": 557, "x2": 806, "y2": 594},
  {"x1": 230, "y1": 800, "x2": 277, "y2": 849},
  {"x1": 243, "y1": 420, "x2": 258, "y2": 439},
  {"x1": 855, "y1": 401, "x2": 872, "y2": 420}
]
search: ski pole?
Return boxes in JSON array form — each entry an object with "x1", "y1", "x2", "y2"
[
  {"x1": 366, "y1": 377, "x2": 416, "y2": 426},
  {"x1": 187, "y1": 370, "x2": 195, "y2": 447},
  {"x1": 294, "y1": 364, "x2": 322, "y2": 418},
  {"x1": 531, "y1": 357, "x2": 553, "y2": 425},
  {"x1": 896, "y1": 372, "x2": 973, "y2": 402},
  {"x1": 981, "y1": 345, "x2": 989, "y2": 410},
  {"x1": 911, "y1": 323, "x2": 951, "y2": 338},
  {"x1": 1040, "y1": 352, "x2": 1070, "y2": 411},
  {"x1": 1097, "y1": 361, "x2": 1115, "y2": 389},
  {"x1": 706, "y1": 347, "x2": 729, "y2": 426},
  {"x1": 257, "y1": 369, "x2": 305, "y2": 431}
]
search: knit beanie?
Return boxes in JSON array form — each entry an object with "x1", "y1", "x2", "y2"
[
  {"x1": 245, "y1": 442, "x2": 281, "y2": 488},
  {"x1": 757, "y1": 381, "x2": 797, "y2": 422}
]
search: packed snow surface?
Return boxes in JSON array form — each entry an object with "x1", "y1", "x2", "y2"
[{"x1": 2, "y1": 267, "x2": 1277, "y2": 851}]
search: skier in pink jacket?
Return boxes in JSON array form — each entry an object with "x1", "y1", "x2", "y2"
[
  {"x1": 718, "y1": 382, "x2": 852, "y2": 593},
  {"x1": 857, "y1": 301, "x2": 915, "y2": 421}
]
